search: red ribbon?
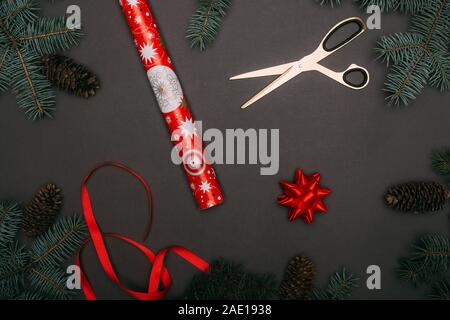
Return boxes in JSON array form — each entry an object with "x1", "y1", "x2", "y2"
[{"x1": 76, "y1": 162, "x2": 210, "y2": 300}]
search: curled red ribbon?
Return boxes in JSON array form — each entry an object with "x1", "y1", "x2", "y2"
[{"x1": 76, "y1": 162, "x2": 209, "y2": 300}]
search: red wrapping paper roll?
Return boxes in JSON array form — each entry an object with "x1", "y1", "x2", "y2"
[{"x1": 119, "y1": 0, "x2": 224, "y2": 209}]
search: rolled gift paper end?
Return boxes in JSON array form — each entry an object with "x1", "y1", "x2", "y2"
[{"x1": 120, "y1": 0, "x2": 224, "y2": 210}]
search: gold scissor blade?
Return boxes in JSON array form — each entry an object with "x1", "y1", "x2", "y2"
[
  {"x1": 241, "y1": 65, "x2": 301, "y2": 109},
  {"x1": 230, "y1": 62, "x2": 296, "y2": 80}
]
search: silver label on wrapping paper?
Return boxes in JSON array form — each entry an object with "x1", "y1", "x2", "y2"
[{"x1": 147, "y1": 65, "x2": 184, "y2": 113}]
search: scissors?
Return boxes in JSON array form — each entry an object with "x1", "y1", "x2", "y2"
[{"x1": 230, "y1": 17, "x2": 370, "y2": 110}]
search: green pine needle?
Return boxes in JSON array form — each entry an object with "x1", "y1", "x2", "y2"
[
  {"x1": 13, "y1": 291, "x2": 46, "y2": 300},
  {"x1": 355, "y1": 0, "x2": 399, "y2": 12},
  {"x1": 186, "y1": 0, "x2": 232, "y2": 51},
  {"x1": 376, "y1": 0, "x2": 450, "y2": 106},
  {"x1": 29, "y1": 215, "x2": 88, "y2": 269},
  {"x1": 429, "y1": 278, "x2": 450, "y2": 300},
  {"x1": 0, "y1": 200, "x2": 87, "y2": 300},
  {"x1": 375, "y1": 33, "x2": 425, "y2": 66},
  {"x1": 182, "y1": 259, "x2": 278, "y2": 300},
  {"x1": 9, "y1": 50, "x2": 56, "y2": 120},
  {"x1": 0, "y1": 242, "x2": 28, "y2": 299},
  {"x1": 0, "y1": 201, "x2": 24, "y2": 251},
  {"x1": 398, "y1": 258, "x2": 422, "y2": 287},
  {"x1": 432, "y1": 148, "x2": 450, "y2": 180},
  {"x1": 20, "y1": 16, "x2": 82, "y2": 56},
  {"x1": 0, "y1": 0, "x2": 82, "y2": 120},
  {"x1": 0, "y1": 0, "x2": 39, "y2": 33},
  {"x1": 29, "y1": 265, "x2": 76, "y2": 300},
  {"x1": 311, "y1": 269, "x2": 358, "y2": 300},
  {"x1": 398, "y1": 235, "x2": 450, "y2": 286},
  {"x1": 321, "y1": 0, "x2": 436, "y2": 14},
  {"x1": 354, "y1": 0, "x2": 432, "y2": 13},
  {"x1": 315, "y1": 0, "x2": 342, "y2": 7},
  {"x1": 428, "y1": 54, "x2": 450, "y2": 91}
]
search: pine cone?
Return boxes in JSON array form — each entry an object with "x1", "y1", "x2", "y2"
[
  {"x1": 41, "y1": 54, "x2": 100, "y2": 98},
  {"x1": 385, "y1": 182, "x2": 450, "y2": 213},
  {"x1": 279, "y1": 255, "x2": 316, "y2": 300},
  {"x1": 22, "y1": 183, "x2": 63, "y2": 237}
]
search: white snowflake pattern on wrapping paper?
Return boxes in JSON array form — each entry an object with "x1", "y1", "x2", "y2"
[
  {"x1": 135, "y1": 16, "x2": 142, "y2": 24},
  {"x1": 207, "y1": 201, "x2": 216, "y2": 208},
  {"x1": 147, "y1": 66, "x2": 184, "y2": 113},
  {"x1": 167, "y1": 72, "x2": 181, "y2": 96},
  {"x1": 139, "y1": 42, "x2": 158, "y2": 64},
  {"x1": 127, "y1": 0, "x2": 140, "y2": 8},
  {"x1": 178, "y1": 117, "x2": 197, "y2": 139},
  {"x1": 150, "y1": 77, "x2": 170, "y2": 109},
  {"x1": 199, "y1": 181, "x2": 211, "y2": 194}
]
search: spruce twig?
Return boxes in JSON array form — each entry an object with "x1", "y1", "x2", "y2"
[
  {"x1": 0, "y1": 0, "x2": 82, "y2": 120},
  {"x1": 398, "y1": 235, "x2": 450, "y2": 286},
  {"x1": 314, "y1": 0, "x2": 342, "y2": 7},
  {"x1": 429, "y1": 278, "x2": 450, "y2": 300},
  {"x1": 186, "y1": 0, "x2": 232, "y2": 51},
  {"x1": 310, "y1": 269, "x2": 358, "y2": 300},
  {"x1": 182, "y1": 259, "x2": 277, "y2": 300},
  {"x1": 0, "y1": 191, "x2": 87, "y2": 299},
  {"x1": 432, "y1": 148, "x2": 450, "y2": 181}
]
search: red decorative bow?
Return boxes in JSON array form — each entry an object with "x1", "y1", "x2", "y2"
[{"x1": 278, "y1": 169, "x2": 331, "y2": 224}]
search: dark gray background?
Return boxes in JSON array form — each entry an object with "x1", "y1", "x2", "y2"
[{"x1": 0, "y1": 0, "x2": 449, "y2": 300}]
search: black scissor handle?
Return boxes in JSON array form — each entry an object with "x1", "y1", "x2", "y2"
[
  {"x1": 342, "y1": 65, "x2": 370, "y2": 89},
  {"x1": 321, "y1": 17, "x2": 366, "y2": 53}
]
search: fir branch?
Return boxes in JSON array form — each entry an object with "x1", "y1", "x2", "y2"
[
  {"x1": 396, "y1": 0, "x2": 435, "y2": 14},
  {"x1": 384, "y1": 57, "x2": 429, "y2": 106},
  {"x1": 13, "y1": 291, "x2": 46, "y2": 300},
  {"x1": 398, "y1": 258, "x2": 423, "y2": 286},
  {"x1": 429, "y1": 54, "x2": 450, "y2": 91},
  {"x1": 29, "y1": 265, "x2": 75, "y2": 300},
  {"x1": 398, "y1": 235, "x2": 450, "y2": 285},
  {"x1": 410, "y1": 1, "x2": 450, "y2": 51},
  {"x1": 354, "y1": 0, "x2": 399, "y2": 12},
  {"x1": 382, "y1": 0, "x2": 450, "y2": 106},
  {"x1": 0, "y1": 242, "x2": 28, "y2": 299},
  {"x1": 9, "y1": 49, "x2": 55, "y2": 120},
  {"x1": 355, "y1": 0, "x2": 434, "y2": 14},
  {"x1": 314, "y1": 0, "x2": 342, "y2": 7},
  {"x1": 29, "y1": 215, "x2": 87, "y2": 269},
  {"x1": 0, "y1": 46, "x2": 10, "y2": 92},
  {"x1": 375, "y1": 33, "x2": 426, "y2": 66},
  {"x1": 311, "y1": 269, "x2": 358, "y2": 300},
  {"x1": 432, "y1": 148, "x2": 450, "y2": 180},
  {"x1": 186, "y1": 0, "x2": 232, "y2": 51},
  {"x1": 0, "y1": 0, "x2": 39, "y2": 34},
  {"x1": 0, "y1": 0, "x2": 85, "y2": 120},
  {"x1": 182, "y1": 259, "x2": 278, "y2": 300},
  {"x1": 19, "y1": 16, "x2": 82, "y2": 55},
  {"x1": 0, "y1": 201, "x2": 24, "y2": 251},
  {"x1": 429, "y1": 278, "x2": 450, "y2": 300}
]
